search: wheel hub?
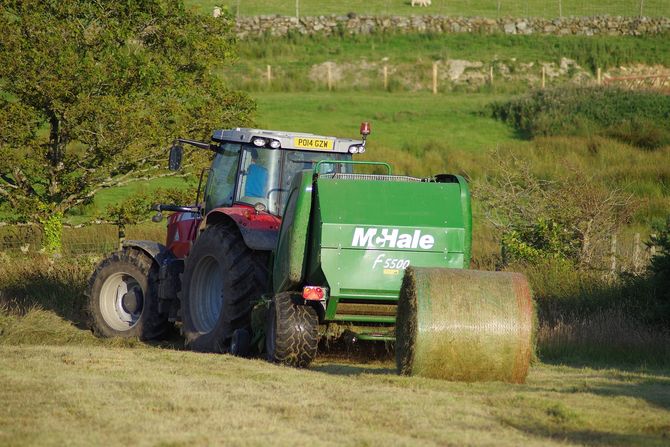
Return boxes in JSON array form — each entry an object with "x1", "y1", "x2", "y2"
[
  {"x1": 99, "y1": 272, "x2": 144, "y2": 331},
  {"x1": 121, "y1": 287, "x2": 143, "y2": 314},
  {"x1": 190, "y1": 255, "x2": 224, "y2": 334}
]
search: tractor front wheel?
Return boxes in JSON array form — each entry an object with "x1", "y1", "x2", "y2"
[
  {"x1": 265, "y1": 293, "x2": 318, "y2": 368},
  {"x1": 87, "y1": 248, "x2": 167, "y2": 340}
]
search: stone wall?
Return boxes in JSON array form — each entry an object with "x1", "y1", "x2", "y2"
[{"x1": 235, "y1": 15, "x2": 670, "y2": 38}]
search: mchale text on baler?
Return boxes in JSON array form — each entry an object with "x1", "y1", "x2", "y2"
[{"x1": 87, "y1": 124, "x2": 535, "y2": 382}]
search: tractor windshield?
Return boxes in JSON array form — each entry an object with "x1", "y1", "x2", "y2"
[
  {"x1": 235, "y1": 146, "x2": 351, "y2": 216},
  {"x1": 204, "y1": 143, "x2": 241, "y2": 212},
  {"x1": 236, "y1": 146, "x2": 281, "y2": 211}
]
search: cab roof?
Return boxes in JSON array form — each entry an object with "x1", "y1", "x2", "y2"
[{"x1": 211, "y1": 128, "x2": 364, "y2": 154}]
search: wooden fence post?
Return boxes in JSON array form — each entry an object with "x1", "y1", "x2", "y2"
[
  {"x1": 633, "y1": 232, "x2": 641, "y2": 272},
  {"x1": 597, "y1": 67, "x2": 602, "y2": 86},
  {"x1": 432, "y1": 62, "x2": 438, "y2": 95},
  {"x1": 610, "y1": 234, "x2": 618, "y2": 275},
  {"x1": 383, "y1": 65, "x2": 388, "y2": 91},
  {"x1": 327, "y1": 63, "x2": 333, "y2": 91},
  {"x1": 650, "y1": 234, "x2": 657, "y2": 258},
  {"x1": 266, "y1": 65, "x2": 272, "y2": 86},
  {"x1": 489, "y1": 65, "x2": 494, "y2": 85}
]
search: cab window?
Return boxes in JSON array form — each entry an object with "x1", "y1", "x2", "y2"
[{"x1": 204, "y1": 143, "x2": 241, "y2": 212}]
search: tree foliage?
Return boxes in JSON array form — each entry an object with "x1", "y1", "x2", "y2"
[
  {"x1": 105, "y1": 186, "x2": 196, "y2": 229},
  {"x1": 0, "y1": 0, "x2": 254, "y2": 222},
  {"x1": 475, "y1": 150, "x2": 633, "y2": 268}
]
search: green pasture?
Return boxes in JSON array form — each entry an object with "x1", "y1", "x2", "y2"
[
  {"x1": 0, "y1": 254, "x2": 669, "y2": 445},
  {"x1": 185, "y1": 0, "x2": 670, "y2": 18},
  {"x1": 254, "y1": 91, "x2": 517, "y2": 152}
]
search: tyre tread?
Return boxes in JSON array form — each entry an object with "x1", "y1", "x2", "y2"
[{"x1": 268, "y1": 293, "x2": 318, "y2": 368}]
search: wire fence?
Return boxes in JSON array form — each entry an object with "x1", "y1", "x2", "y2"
[
  {"x1": 0, "y1": 222, "x2": 659, "y2": 276},
  {"x1": 0, "y1": 223, "x2": 165, "y2": 257},
  {"x1": 218, "y1": 0, "x2": 670, "y2": 18}
]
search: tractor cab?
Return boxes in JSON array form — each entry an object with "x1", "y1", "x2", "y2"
[
  {"x1": 201, "y1": 128, "x2": 364, "y2": 217},
  {"x1": 163, "y1": 127, "x2": 368, "y2": 256}
]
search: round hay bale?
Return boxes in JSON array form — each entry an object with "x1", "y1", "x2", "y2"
[{"x1": 396, "y1": 267, "x2": 535, "y2": 383}]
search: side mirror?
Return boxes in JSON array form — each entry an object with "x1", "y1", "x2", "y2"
[{"x1": 168, "y1": 143, "x2": 183, "y2": 171}]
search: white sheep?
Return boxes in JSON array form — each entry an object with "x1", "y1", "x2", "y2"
[
  {"x1": 213, "y1": 6, "x2": 222, "y2": 18},
  {"x1": 411, "y1": 0, "x2": 432, "y2": 6}
]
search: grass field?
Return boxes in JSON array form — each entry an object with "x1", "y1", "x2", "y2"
[
  {"x1": 1, "y1": 342, "x2": 669, "y2": 446},
  {"x1": 254, "y1": 91, "x2": 517, "y2": 152},
  {"x1": 185, "y1": 0, "x2": 670, "y2": 18},
  {"x1": 1, "y1": 6, "x2": 669, "y2": 445},
  {"x1": 0, "y1": 250, "x2": 668, "y2": 445}
]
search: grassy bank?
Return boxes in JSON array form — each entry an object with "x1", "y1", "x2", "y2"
[
  {"x1": 185, "y1": 0, "x2": 670, "y2": 18},
  {"x1": 233, "y1": 33, "x2": 670, "y2": 72},
  {"x1": 220, "y1": 33, "x2": 670, "y2": 93},
  {"x1": 0, "y1": 223, "x2": 166, "y2": 255}
]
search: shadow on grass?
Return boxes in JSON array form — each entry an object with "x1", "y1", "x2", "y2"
[
  {"x1": 0, "y1": 256, "x2": 91, "y2": 330},
  {"x1": 507, "y1": 425, "x2": 670, "y2": 447},
  {"x1": 590, "y1": 380, "x2": 670, "y2": 412},
  {"x1": 312, "y1": 340, "x2": 397, "y2": 376},
  {"x1": 311, "y1": 363, "x2": 396, "y2": 377},
  {"x1": 538, "y1": 354, "x2": 670, "y2": 411}
]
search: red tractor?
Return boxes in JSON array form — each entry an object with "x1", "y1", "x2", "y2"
[{"x1": 87, "y1": 127, "x2": 365, "y2": 353}]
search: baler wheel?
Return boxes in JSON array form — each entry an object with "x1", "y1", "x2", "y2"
[
  {"x1": 266, "y1": 293, "x2": 318, "y2": 368},
  {"x1": 180, "y1": 222, "x2": 268, "y2": 353},
  {"x1": 87, "y1": 248, "x2": 167, "y2": 340}
]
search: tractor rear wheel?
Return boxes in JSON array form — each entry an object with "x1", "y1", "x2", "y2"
[
  {"x1": 266, "y1": 292, "x2": 318, "y2": 368},
  {"x1": 87, "y1": 248, "x2": 167, "y2": 340},
  {"x1": 181, "y1": 222, "x2": 268, "y2": 353}
]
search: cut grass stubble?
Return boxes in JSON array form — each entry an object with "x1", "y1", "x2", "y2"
[{"x1": 0, "y1": 344, "x2": 669, "y2": 447}]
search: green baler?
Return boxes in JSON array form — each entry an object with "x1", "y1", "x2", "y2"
[{"x1": 266, "y1": 162, "x2": 533, "y2": 382}]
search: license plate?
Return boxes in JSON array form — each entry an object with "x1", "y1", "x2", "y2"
[{"x1": 293, "y1": 137, "x2": 334, "y2": 150}]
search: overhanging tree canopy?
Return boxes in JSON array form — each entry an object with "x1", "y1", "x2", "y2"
[{"x1": 0, "y1": 0, "x2": 254, "y2": 221}]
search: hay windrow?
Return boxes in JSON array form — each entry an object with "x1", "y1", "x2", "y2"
[{"x1": 396, "y1": 267, "x2": 536, "y2": 383}]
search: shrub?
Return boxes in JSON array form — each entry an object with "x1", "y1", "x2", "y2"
[
  {"x1": 491, "y1": 86, "x2": 670, "y2": 149},
  {"x1": 475, "y1": 150, "x2": 633, "y2": 267},
  {"x1": 647, "y1": 216, "x2": 670, "y2": 324}
]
